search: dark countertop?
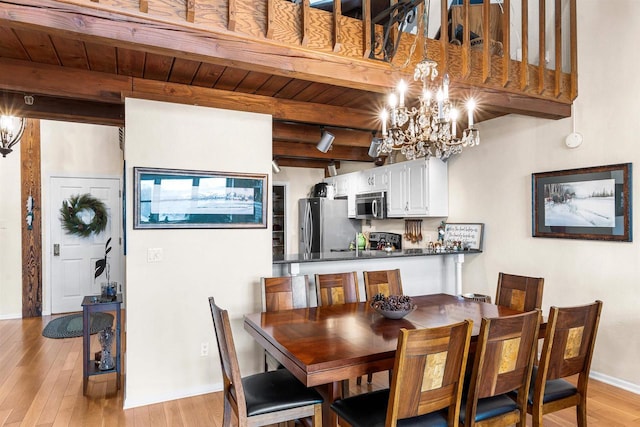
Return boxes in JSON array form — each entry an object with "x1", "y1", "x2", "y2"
[{"x1": 273, "y1": 249, "x2": 482, "y2": 264}]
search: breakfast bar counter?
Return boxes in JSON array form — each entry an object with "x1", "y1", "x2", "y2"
[
  {"x1": 273, "y1": 250, "x2": 482, "y2": 303},
  {"x1": 273, "y1": 249, "x2": 481, "y2": 264}
]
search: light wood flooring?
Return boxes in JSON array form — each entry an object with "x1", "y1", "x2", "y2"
[{"x1": 1, "y1": 314, "x2": 639, "y2": 426}]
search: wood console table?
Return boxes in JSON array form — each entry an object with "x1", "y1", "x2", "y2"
[{"x1": 81, "y1": 294, "x2": 122, "y2": 395}]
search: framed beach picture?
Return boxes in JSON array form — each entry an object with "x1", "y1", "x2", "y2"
[
  {"x1": 133, "y1": 167, "x2": 268, "y2": 229},
  {"x1": 532, "y1": 163, "x2": 632, "y2": 241}
]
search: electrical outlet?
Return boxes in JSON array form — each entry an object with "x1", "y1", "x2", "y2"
[
  {"x1": 147, "y1": 247, "x2": 163, "y2": 263},
  {"x1": 201, "y1": 342, "x2": 209, "y2": 357}
]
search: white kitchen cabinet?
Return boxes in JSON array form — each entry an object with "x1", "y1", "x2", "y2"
[
  {"x1": 360, "y1": 167, "x2": 389, "y2": 192},
  {"x1": 386, "y1": 158, "x2": 448, "y2": 217},
  {"x1": 325, "y1": 172, "x2": 358, "y2": 217}
]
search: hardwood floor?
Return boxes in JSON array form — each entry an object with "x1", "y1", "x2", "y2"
[{"x1": 1, "y1": 314, "x2": 639, "y2": 426}]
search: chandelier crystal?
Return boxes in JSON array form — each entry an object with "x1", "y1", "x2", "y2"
[
  {"x1": 377, "y1": 5, "x2": 480, "y2": 161},
  {"x1": 0, "y1": 115, "x2": 25, "y2": 158}
]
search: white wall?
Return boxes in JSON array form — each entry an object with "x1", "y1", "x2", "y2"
[
  {"x1": 123, "y1": 99, "x2": 273, "y2": 407},
  {"x1": 0, "y1": 148, "x2": 22, "y2": 318},
  {"x1": 273, "y1": 166, "x2": 325, "y2": 253},
  {"x1": 0, "y1": 120, "x2": 121, "y2": 319},
  {"x1": 41, "y1": 121, "x2": 122, "y2": 314},
  {"x1": 447, "y1": 0, "x2": 640, "y2": 391}
]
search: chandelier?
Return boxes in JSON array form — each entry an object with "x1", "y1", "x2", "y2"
[
  {"x1": 376, "y1": 3, "x2": 479, "y2": 160},
  {"x1": 0, "y1": 115, "x2": 25, "y2": 158}
]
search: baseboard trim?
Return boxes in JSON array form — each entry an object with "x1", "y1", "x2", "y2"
[
  {"x1": 0, "y1": 313, "x2": 22, "y2": 320},
  {"x1": 591, "y1": 370, "x2": 640, "y2": 395},
  {"x1": 123, "y1": 382, "x2": 223, "y2": 410}
]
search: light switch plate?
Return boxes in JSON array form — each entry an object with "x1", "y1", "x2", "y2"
[{"x1": 147, "y1": 247, "x2": 163, "y2": 263}]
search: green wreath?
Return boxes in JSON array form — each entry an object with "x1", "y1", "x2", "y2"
[{"x1": 60, "y1": 194, "x2": 108, "y2": 237}]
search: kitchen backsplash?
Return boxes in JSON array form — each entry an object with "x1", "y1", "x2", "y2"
[{"x1": 362, "y1": 218, "x2": 444, "y2": 249}]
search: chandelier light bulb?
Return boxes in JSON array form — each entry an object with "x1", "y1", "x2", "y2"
[
  {"x1": 467, "y1": 99, "x2": 476, "y2": 127},
  {"x1": 0, "y1": 115, "x2": 10, "y2": 133},
  {"x1": 397, "y1": 80, "x2": 407, "y2": 107},
  {"x1": 388, "y1": 93, "x2": 397, "y2": 109},
  {"x1": 450, "y1": 109, "x2": 459, "y2": 137},
  {"x1": 380, "y1": 110, "x2": 388, "y2": 136}
]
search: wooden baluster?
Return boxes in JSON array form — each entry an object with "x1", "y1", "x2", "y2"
[
  {"x1": 482, "y1": 0, "x2": 491, "y2": 82},
  {"x1": 440, "y1": 0, "x2": 449, "y2": 73},
  {"x1": 554, "y1": 0, "x2": 561, "y2": 97},
  {"x1": 266, "y1": 0, "x2": 275, "y2": 39},
  {"x1": 462, "y1": 0, "x2": 470, "y2": 78},
  {"x1": 570, "y1": 0, "x2": 577, "y2": 99},
  {"x1": 186, "y1": 0, "x2": 195, "y2": 23},
  {"x1": 361, "y1": 0, "x2": 370, "y2": 58},
  {"x1": 334, "y1": 0, "x2": 342, "y2": 53},
  {"x1": 538, "y1": 0, "x2": 545, "y2": 94},
  {"x1": 302, "y1": 0, "x2": 310, "y2": 46},
  {"x1": 140, "y1": 0, "x2": 148, "y2": 13},
  {"x1": 229, "y1": 0, "x2": 237, "y2": 32},
  {"x1": 501, "y1": 0, "x2": 510, "y2": 86},
  {"x1": 520, "y1": 0, "x2": 529, "y2": 90}
]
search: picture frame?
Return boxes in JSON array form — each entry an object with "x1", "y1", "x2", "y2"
[
  {"x1": 133, "y1": 167, "x2": 267, "y2": 229},
  {"x1": 532, "y1": 163, "x2": 632, "y2": 241},
  {"x1": 444, "y1": 223, "x2": 484, "y2": 250}
]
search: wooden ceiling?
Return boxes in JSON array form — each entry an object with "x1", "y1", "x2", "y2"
[{"x1": 0, "y1": 0, "x2": 572, "y2": 170}]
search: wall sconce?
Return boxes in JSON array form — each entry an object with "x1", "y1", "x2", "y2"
[
  {"x1": 272, "y1": 159, "x2": 281, "y2": 174},
  {"x1": 316, "y1": 128, "x2": 335, "y2": 153},
  {"x1": 0, "y1": 115, "x2": 25, "y2": 158}
]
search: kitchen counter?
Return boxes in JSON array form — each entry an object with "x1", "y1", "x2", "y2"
[
  {"x1": 273, "y1": 249, "x2": 482, "y2": 264},
  {"x1": 272, "y1": 249, "x2": 482, "y2": 299}
]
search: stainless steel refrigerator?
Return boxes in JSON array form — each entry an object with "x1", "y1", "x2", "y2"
[{"x1": 299, "y1": 198, "x2": 361, "y2": 254}]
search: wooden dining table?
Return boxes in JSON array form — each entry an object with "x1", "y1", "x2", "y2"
[{"x1": 243, "y1": 293, "x2": 524, "y2": 427}]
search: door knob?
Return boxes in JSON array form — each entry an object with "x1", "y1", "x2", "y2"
[{"x1": 53, "y1": 244, "x2": 60, "y2": 256}]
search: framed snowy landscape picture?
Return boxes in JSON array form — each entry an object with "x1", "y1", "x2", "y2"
[{"x1": 532, "y1": 163, "x2": 632, "y2": 241}]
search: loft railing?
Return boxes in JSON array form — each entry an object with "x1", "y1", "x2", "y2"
[{"x1": 60, "y1": 0, "x2": 577, "y2": 105}]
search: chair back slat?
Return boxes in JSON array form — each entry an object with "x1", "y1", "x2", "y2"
[
  {"x1": 496, "y1": 272, "x2": 544, "y2": 312},
  {"x1": 315, "y1": 272, "x2": 360, "y2": 306},
  {"x1": 208, "y1": 297, "x2": 247, "y2": 419},
  {"x1": 363, "y1": 269, "x2": 403, "y2": 300},
  {"x1": 540, "y1": 301, "x2": 603, "y2": 381},
  {"x1": 386, "y1": 320, "x2": 473, "y2": 425},
  {"x1": 262, "y1": 275, "x2": 309, "y2": 312}
]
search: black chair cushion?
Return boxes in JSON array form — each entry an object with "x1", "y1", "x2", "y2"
[
  {"x1": 242, "y1": 369, "x2": 323, "y2": 417},
  {"x1": 459, "y1": 395, "x2": 518, "y2": 424},
  {"x1": 526, "y1": 367, "x2": 578, "y2": 405},
  {"x1": 331, "y1": 389, "x2": 449, "y2": 427}
]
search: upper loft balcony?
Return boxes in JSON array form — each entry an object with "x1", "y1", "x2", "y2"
[{"x1": 0, "y1": 0, "x2": 576, "y2": 168}]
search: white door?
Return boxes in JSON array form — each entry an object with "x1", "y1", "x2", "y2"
[{"x1": 50, "y1": 177, "x2": 122, "y2": 314}]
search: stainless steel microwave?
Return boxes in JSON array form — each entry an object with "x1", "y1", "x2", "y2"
[{"x1": 355, "y1": 192, "x2": 386, "y2": 219}]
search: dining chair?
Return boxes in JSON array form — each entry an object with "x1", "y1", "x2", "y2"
[
  {"x1": 496, "y1": 272, "x2": 544, "y2": 312},
  {"x1": 261, "y1": 275, "x2": 310, "y2": 371},
  {"x1": 362, "y1": 268, "x2": 403, "y2": 384},
  {"x1": 208, "y1": 297, "x2": 323, "y2": 427},
  {"x1": 527, "y1": 300, "x2": 603, "y2": 427},
  {"x1": 460, "y1": 309, "x2": 540, "y2": 427},
  {"x1": 331, "y1": 320, "x2": 473, "y2": 427},
  {"x1": 315, "y1": 272, "x2": 360, "y2": 306},
  {"x1": 315, "y1": 271, "x2": 360, "y2": 394},
  {"x1": 363, "y1": 269, "x2": 403, "y2": 299}
]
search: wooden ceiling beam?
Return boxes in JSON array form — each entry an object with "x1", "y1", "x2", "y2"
[
  {"x1": 0, "y1": 58, "x2": 377, "y2": 128},
  {"x1": 0, "y1": 57, "x2": 131, "y2": 104},
  {"x1": 129, "y1": 79, "x2": 377, "y2": 129},
  {"x1": 0, "y1": 91, "x2": 124, "y2": 126},
  {"x1": 273, "y1": 141, "x2": 372, "y2": 162},
  {"x1": 273, "y1": 122, "x2": 375, "y2": 147},
  {"x1": 0, "y1": 0, "x2": 395, "y2": 93}
]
